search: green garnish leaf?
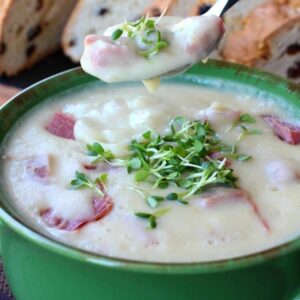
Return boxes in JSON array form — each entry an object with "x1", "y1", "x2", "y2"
[
  {"x1": 239, "y1": 113, "x2": 256, "y2": 124},
  {"x1": 128, "y1": 157, "x2": 142, "y2": 170},
  {"x1": 178, "y1": 199, "x2": 188, "y2": 205},
  {"x1": 236, "y1": 154, "x2": 252, "y2": 161},
  {"x1": 158, "y1": 181, "x2": 169, "y2": 189},
  {"x1": 111, "y1": 29, "x2": 123, "y2": 41},
  {"x1": 142, "y1": 131, "x2": 152, "y2": 140},
  {"x1": 135, "y1": 169, "x2": 150, "y2": 182},
  {"x1": 135, "y1": 212, "x2": 152, "y2": 218},
  {"x1": 247, "y1": 129, "x2": 262, "y2": 135},
  {"x1": 86, "y1": 142, "x2": 115, "y2": 164},
  {"x1": 147, "y1": 196, "x2": 158, "y2": 208},
  {"x1": 166, "y1": 193, "x2": 178, "y2": 201},
  {"x1": 153, "y1": 208, "x2": 170, "y2": 218},
  {"x1": 70, "y1": 171, "x2": 106, "y2": 196},
  {"x1": 134, "y1": 208, "x2": 169, "y2": 229},
  {"x1": 149, "y1": 215, "x2": 157, "y2": 229}
]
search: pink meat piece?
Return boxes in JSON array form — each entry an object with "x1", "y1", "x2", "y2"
[
  {"x1": 83, "y1": 164, "x2": 97, "y2": 170},
  {"x1": 85, "y1": 35, "x2": 134, "y2": 68},
  {"x1": 199, "y1": 188, "x2": 270, "y2": 232},
  {"x1": 24, "y1": 155, "x2": 50, "y2": 184},
  {"x1": 45, "y1": 112, "x2": 76, "y2": 140},
  {"x1": 262, "y1": 114, "x2": 300, "y2": 145},
  {"x1": 40, "y1": 194, "x2": 113, "y2": 231}
]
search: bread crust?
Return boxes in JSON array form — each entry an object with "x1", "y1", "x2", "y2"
[
  {"x1": 0, "y1": 0, "x2": 77, "y2": 76},
  {"x1": 221, "y1": 0, "x2": 300, "y2": 65},
  {"x1": 62, "y1": 0, "x2": 87, "y2": 62}
]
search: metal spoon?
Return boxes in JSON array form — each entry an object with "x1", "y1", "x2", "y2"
[
  {"x1": 160, "y1": 0, "x2": 240, "y2": 78},
  {"x1": 206, "y1": 0, "x2": 240, "y2": 17}
]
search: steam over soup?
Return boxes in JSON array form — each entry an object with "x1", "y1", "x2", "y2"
[{"x1": 2, "y1": 83, "x2": 300, "y2": 263}]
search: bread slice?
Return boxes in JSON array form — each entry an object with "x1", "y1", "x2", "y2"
[
  {"x1": 221, "y1": 1, "x2": 300, "y2": 64},
  {"x1": 62, "y1": 0, "x2": 155, "y2": 63},
  {"x1": 256, "y1": 17, "x2": 300, "y2": 84},
  {"x1": 0, "y1": 0, "x2": 77, "y2": 76}
]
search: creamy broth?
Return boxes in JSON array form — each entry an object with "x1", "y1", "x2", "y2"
[
  {"x1": 81, "y1": 15, "x2": 224, "y2": 83},
  {"x1": 2, "y1": 83, "x2": 300, "y2": 263}
]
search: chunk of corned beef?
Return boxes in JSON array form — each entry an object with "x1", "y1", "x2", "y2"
[
  {"x1": 262, "y1": 114, "x2": 300, "y2": 145},
  {"x1": 46, "y1": 112, "x2": 76, "y2": 140},
  {"x1": 199, "y1": 188, "x2": 270, "y2": 232},
  {"x1": 40, "y1": 194, "x2": 113, "y2": 231},
  {"x1": 24, "y1": 154, "x2": 50, "y2": 184}
]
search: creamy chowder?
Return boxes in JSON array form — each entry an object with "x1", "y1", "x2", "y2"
[{"x1": 2, "y1": 83, "x2": 300, "y2": 263}]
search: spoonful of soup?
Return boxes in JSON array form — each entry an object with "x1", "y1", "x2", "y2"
[{"x1": 81, "y1": 0, "x2": 239, "y2": 88}]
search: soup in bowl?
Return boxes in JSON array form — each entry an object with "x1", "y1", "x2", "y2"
[{"x1": 0, "y1": 61, "x2": 300, "y2": 300}]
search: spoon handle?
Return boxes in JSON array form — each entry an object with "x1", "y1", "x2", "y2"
[{"x1": 205, "y1": 0, "x2": 240, "y2": 17}]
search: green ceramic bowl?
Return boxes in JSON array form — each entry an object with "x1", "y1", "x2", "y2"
[{"x1": 1, "y1": 60, "x2": 300, "y2": 300}]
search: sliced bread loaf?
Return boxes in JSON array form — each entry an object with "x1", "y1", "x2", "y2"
[
  {"x1": 221, "y1": 1, "x2": 300, "y2": 62},
  {"x1": 221, "y1": 0, "x2": 300, "y2": 83},
  {"x1": 0, "y1": 0, "x2": 77, "y2": 76},
  {"x1": 256, "y1": 17, "x2": 300, "y2": 83},
  {"x1": 62, "y1": 0, "x2": 155, "y2": 62}
]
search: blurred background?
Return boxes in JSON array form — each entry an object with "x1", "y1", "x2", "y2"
[{"x1": 0, "y1": 0, "x2": 299, "y2": 96}]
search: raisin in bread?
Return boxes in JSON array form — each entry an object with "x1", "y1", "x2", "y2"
[
  {"x1": 62, "y1": 0, "x2": 155, "y2": 62},
  {"x1": 0, "y1": 0, "x2": 77, "y2": 76},
  {"x1": 221, "y1": 0, "x2": 300, "y2": 83}
]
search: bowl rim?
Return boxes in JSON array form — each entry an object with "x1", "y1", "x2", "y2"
[{"x1": 1, "y1": 60, "x2": 300, "y2": 275}]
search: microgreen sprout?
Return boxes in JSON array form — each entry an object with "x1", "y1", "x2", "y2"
[
  {"x1": 87, "y1": 142, "x2": 115, "y2": 164},
  {"x1": 125, "y1": 117, "x2": 239, "y2": 200},
  {"x1": 225, "y1": 113, "x2": 262, "y2": 144},
  {"x1": 110, "y1": 15, "x2": 169, "y2": 58},
  {"x1": 135, "y1": 208, "x2": 170, "y2": 229},
  {"x1": 79, "y1": 116, "x2": 259, "y2": 229},
  {"x1": 237, "y1": 125, "x2": 262, "y2": 143},
  {"x1": 70, "y1": 171, "x2": 107, "y2": 196}
]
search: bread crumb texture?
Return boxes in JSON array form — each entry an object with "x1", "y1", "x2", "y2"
[{"x1": 0, "y1": 0, "x2": 77, "y2": 76}]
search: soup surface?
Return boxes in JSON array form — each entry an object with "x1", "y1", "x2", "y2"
[{"x1": 1, "y1": 83, "x2": 300, "y2": 263}]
